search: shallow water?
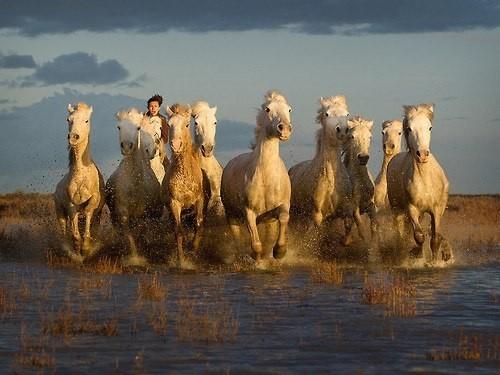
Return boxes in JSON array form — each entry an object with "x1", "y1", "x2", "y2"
[{"x1": 0, "y1": 254, "x2": 499, "y2": 374}]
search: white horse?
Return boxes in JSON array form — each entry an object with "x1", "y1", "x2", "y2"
[
  {"x1": 191, "y1": 101, "x2": 225, "y2": 218},
  {"x1": 374, "y1": 120, "x2": 403, "y2": 210},
  {"x1": 289, "y1": 96, "x2": 354, "y2": 245},
  {"x1": 54, "y1": 102, "x2": 105, "y2": 261},
  {"x1": 140, "y1": 114, "x2": 165, "y2": 184},
  {"x1": 221, "y1": 90, "x2": 293, "y2": 264},
  {"x1": 105, "y1": 108, "x2": 162, "y2": 265},
  {"x1": 387, "y1": 104, "x2": 451, "y2": 261},
  {"x1": 344, "y1": 116, "x2": 378, "y2": 242}
]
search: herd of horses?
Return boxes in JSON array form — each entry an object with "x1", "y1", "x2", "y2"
[{"x1": 53, "y1": 91, "x2": 452, "y2": 267}]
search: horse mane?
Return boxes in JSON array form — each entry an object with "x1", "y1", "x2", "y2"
[
  {"x1": 382, "y1": 119, "x2": 403, "y2": 130},
  {"x1": 402, "y1": 103, "x2": 434, "y2": 150},
  {"x1": 191, "y1": 101, "x2": 210, "y2": 117},
  {"x1": 316, "y1": 95, "x2": 348, "y2": 123},
  {"x1": 75, "y1": 102, "x2": 91, "y2": 111},
  {"x1": 169, "y1": 103, "x2": 191, "y2": 118},
  {"x1": 314, "y1": 128, "x2": 323, "y2": 157},
  {"x1": 116, "y1": 107, "x2": 143, "y2": 124}
]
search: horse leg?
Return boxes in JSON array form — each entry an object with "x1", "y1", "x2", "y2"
[
  {"x1": 192, "y1": 198, "x2": 204, "y2": 253},
  {"x1": 82, "y1": 208, "x2": 94, "y2": 258},
  {"x1": 227, "y1": 217, "x2": 241, "y2": 242},
  {"x1": 407, "y1": 204, "x2": 425, "y2": 258},
  {"x1": 431, "y1": 204, "x2": 451, "y2": 262},
  {"x1": 245, "y1": 208, "x2": 263, "y2": 263},
  {"x1": 68, "y1": 209, "x2": 83, "y2": 262},
  {"x1": 170, "y1": 200, "x2": 184, "y2": 267},
  {"x1": 273, "y1": 205, "x2": 290, "y2": 260},
  {"x1": 353, "y1": 206, "x2": 366, "y2": 241},
  {"x1": 368, "y1": 202, "x2": 379, "y2": 246}
]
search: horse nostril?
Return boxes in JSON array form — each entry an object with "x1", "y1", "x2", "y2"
[
  {"x1": 390, "y1": 144, "x2": 395, "y2": 149},
  {"x1": 416, "y1": 150, "x2": 421, "y2": 157},
  {"x1": 74, "y1": 134, "x2": 79, "y2": 140},
  {"x1": 201, "y1": 145, "x2": 206, "y2": 153},
  {"x1": 278, "y1": 124, "x2": 284, "y2": 132},
  {"x1": 425, "y1": 150, "x2": 430, "y2": 156}
]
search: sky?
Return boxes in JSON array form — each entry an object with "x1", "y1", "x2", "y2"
[{"x1": 0, "y1": 0, "x2": 499, "y2": 193}]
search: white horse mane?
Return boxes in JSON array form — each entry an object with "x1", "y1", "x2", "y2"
[
  {"x1": 402, "y1": 103, "x2": 434, "y2": 149},
  {"x1": 116, "y1": 107, "x2": 143, "y2": 125},
  {"x1": 315, "y1": 95, "x2": 348, "y2": 123},
  {"x1": 191, "y1": 101, "x2": 211, "y2": 117},
  {"x1": 261, "y1": 90, "x2": 289, "y2": 109},
  {"x1": 382, "y1": 119, "x2": 403, "y2": 130}
]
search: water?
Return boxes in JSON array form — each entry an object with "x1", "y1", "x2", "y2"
[{"x1": 0, "y1": 258, "x2": 498, "y2": 374}]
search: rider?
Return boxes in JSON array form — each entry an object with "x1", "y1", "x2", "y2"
[{"x1": 143, "y1": 94, "x2": 169, "y2": 166}]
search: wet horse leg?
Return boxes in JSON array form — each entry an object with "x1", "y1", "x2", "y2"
[
  {"x1": 170, "y1": 200, "x2": 184, "y2": 267},
  {"x1": 245, "y1": 208, "x2": 263, "y2": 263},
  {"x1": 273, "y1": 204, "x2": 289, "y2": 259},
  {"x1": 431, "y1": 203, "x2": 450, "y2": 261},
  {"x1": 69, "y1": 208, "x2": 83, "y2": 262},
  {"x1": 192, "y1": 197, "x2": 204, "y2": 253},
  {"x1": 407, "y1": 204, "x2": 425, "y2": 258}
]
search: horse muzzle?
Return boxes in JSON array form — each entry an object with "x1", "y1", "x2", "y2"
[
  {"x1": 415, "y1": 149, "x2": 430, "y2": 163},
  {"x1": 277, "y1": 123, "x2": 292, "y2": 141},
  {"x1": 120, "y1": 142, "x2": 134, "y2": 155},
  {"x1": 170, "y1": 139, "x2": 183, "y2": 154},
  {"x1": 357, "y1": 154, "x2": 370, "y2": 165},
  {"x1": 200, "y1": 144, "x2": 214, "y2": 157},
  {"x1": 68, "y1": 133, "x2": 80, "y2": 146},
  {"x1": 383, "y1": 143, "x2": 396, "y2": 155}
]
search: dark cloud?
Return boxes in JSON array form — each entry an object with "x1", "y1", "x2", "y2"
[
  {"x1": 22, "y1": 52, "x2": 129, "y2": 86},
  {"x1": 0, "y1": 53, "x2": 36, "y2": 69},
  {"x1": 1, "y1": 1, "x2": 499, "y2": 36}
]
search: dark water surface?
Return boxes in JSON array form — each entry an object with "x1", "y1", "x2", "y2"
[{"x1": 0, "y1": 258, "x2": 499, "y2": 374}]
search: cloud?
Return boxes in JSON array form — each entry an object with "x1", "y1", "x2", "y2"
[
  {"x1": 0, "y1": 53, "x2": 37, "y2": 69},
  {"x1": 1, "y1": 1, "x2": 499, "y2": 36},
  {"x1": 21, "y1": 52, "x2": 129, "y2": 86}
]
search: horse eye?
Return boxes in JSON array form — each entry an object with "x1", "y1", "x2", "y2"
[
  {"x1": 289, "y1": 108, "x2": 292, "y2": 113},
  {"x1": 429, "y1": 126, "x2": 433, "y2": 131},
  {"x1": 398, "y1": 132, "x2": 402, "y2": 135},
  {"x1": 185, "y1": 123, "x2": 189, "y2": 128},
  {"x1": 85, "y1": 120, "x2": 89, "y2": 123},
  {"x1": 350, "y1": 135, "x2": 354, "y2": 139},
  {"x1": 265, "y1": 107, "x2": 270, "y2": 113},
  {"x1": 194, "y1": 121, "x2": 198, "y2": 126},
  {"x1": 214, "y1": 121, "x2": 217, "y2": 125},
  {"x1": 336, "y1": 127, "x2": 340, "y2": 132},
  {"x1": 325, "y1": 113, "x2": 329, "y2": 117},
  {"x1": 408, "y1": 128, "x2": 412, "y2": 132}
]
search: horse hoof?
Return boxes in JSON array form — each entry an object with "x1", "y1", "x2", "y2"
[
  {"x1": 273, "y1": 244, "x2": 287, "y2": 259},
  {"x1": 123, "y1": 255, "x2": 147, "y2": 267},
  {"x1": 414, "y1": 231, "x2": 425, "y2": 245},
  {"x1": 65, "y1": 249, "x2": 84, "y2": 263},
  {"x1": 409, "y1": 246, "x2": 423, "y2": 258}
]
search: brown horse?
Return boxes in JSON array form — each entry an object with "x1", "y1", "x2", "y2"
[{"x1": 161, "y1": 104, "x2": 204, "y2": 266}]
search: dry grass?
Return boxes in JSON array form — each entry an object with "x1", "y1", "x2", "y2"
[
  {"x1": 175, "y1": 295, "x2": 239, "y2": 343},
  {"x1": 0, "y1": 285, "x2": 16, "y2": 318},
  {"x1": 41, "y1": 301, "x2": 118, "y2": 339},
  {"x1": 14, "y1": 323, "x2": 56, "y2": 369},
  {"x1": 148, "y1": 303, "x2": 168, "y2": 335},
  {"x1": 90, "y1": 257, "x2": 124, "y2": 275},
  {"x1": 310, "y1": 261, "x2": 344, "y2": 285},
  {"x1": 362, "y1": 272, "x2": 417, "y2": 318},
  {"x1": 426, "y1": 332, "x2": 500, "y2": 361},
  {"x1": 137, "y1": 272, "x2": 167, "y2": 301}
]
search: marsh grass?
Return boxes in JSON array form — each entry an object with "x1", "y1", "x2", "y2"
[
  {"x1": 14, "y1": 323, "x2": 56, "y2": 369},
  {"x1": 41, "y1": 301, "x2": 118, "y2": 340},
  {"x1": 137, "y1": 272, "x2": 167, "y2": 301},
  {"x1": 426, "y1": 331, "x2": 500, "y2": 361},
  {"x1": 310, "y1": 261, "x2": 344, "y2": 285},
  {"x1": 362, "y1": 272, "x2": 417, "y2": 317}
]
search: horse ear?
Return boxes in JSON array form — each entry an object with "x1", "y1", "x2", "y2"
[
  {"x1": 403, "y1": 105, "x2": 416, "y2": 117},
  {"x1": 89, "y1": 106, "x2": 93, "y2": 115},
  {"x1": 366, "y1": 120, "x2": 374, "y2": 130},
  {"x1": 67, "y1": 104, "x2": 74, "y2": 113},
  {"x1": 424, "y1": 103, "x2": 434, "y2": 113},
  {"x1": 166, "y1": 106, "x2": 174, "y2": 118},
  {"x1": 211, "y1": 106, "x2": 217, "y2": 115}
]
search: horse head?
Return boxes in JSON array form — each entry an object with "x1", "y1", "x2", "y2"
[
  {"x1": 403, "y1": 104, "x2": 434, "y2": 163},
  {"x1": 67, "y1": 102, "x2": 92, "y2": 148},
  {"x1": 347, "y1": 116, "x2": 374, "y2": 166},
  {"x1": 256, "y1": 90, "x2": 293, "y2": 142},
  {"x1": 166, "y1": 103, "x2": 192, "y2": 155},
  {"x1": 381, "y1": 120, "x2": 403, "y2": 156},
  {"x1": 115, "y1": 108, "x2": 144, "y2": 156},
  {"x1": 192, "y1": 101, "x2": 217, "y2": 157},
  {"x1": 317, "y1": 95, "x2": 350, "y2": 145}
]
